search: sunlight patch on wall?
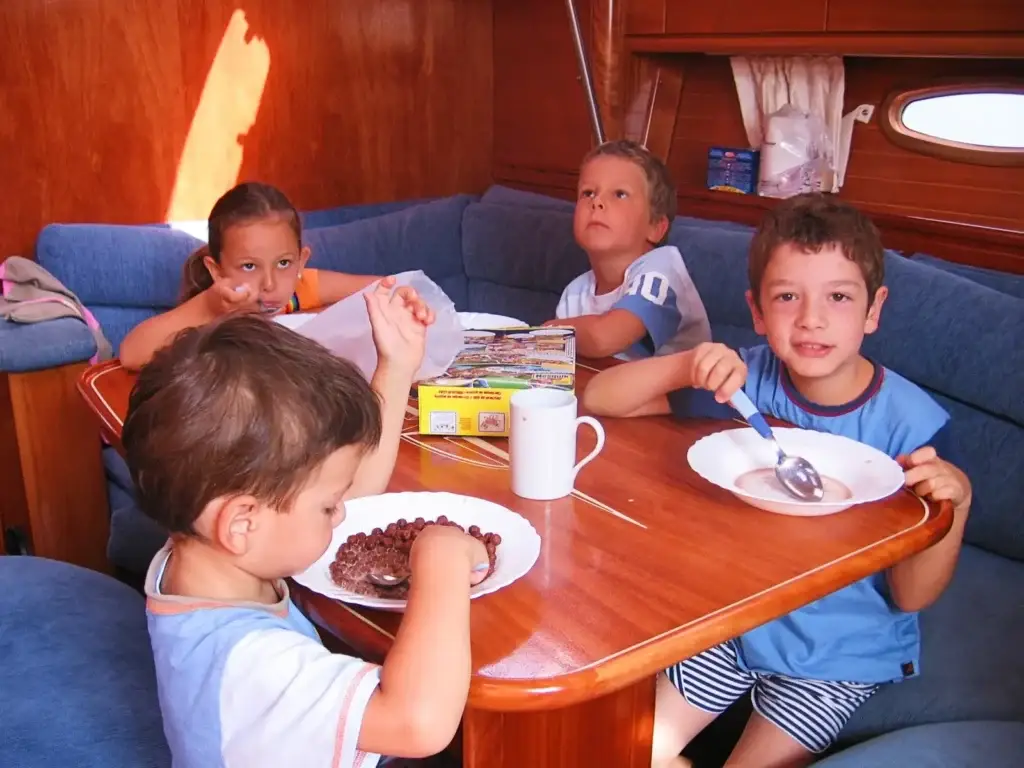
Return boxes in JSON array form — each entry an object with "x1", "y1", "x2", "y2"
[{"x1": 165, "y1": 10, "x2": 270, "y2": 222}]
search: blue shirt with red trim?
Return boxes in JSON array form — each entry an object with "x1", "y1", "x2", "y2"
[{"x1": 669, "y1": 344, "x2": 955, "y2": 684}]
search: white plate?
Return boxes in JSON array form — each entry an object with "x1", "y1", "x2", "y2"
[
  {"x1": 458, "y1": 312, "x2": 528, "y2": 330},
  {"x1": 292, "y1": 492, "x2": 542, "y2": 611},
  {"x1": 273, "y1": 312, "x2": 317, "y2": 330},
  {"x1": 686, "y1": 427, "x2": 905, "y2": 516}
]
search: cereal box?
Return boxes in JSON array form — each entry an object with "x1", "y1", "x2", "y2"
[{"x1": 416, "y1": 327, "x2": 576, "y2": 437}]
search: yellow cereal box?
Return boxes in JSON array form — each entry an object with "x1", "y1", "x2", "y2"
[{"x1": 417, "y1": 327, "x2": 576, "y2": 436}]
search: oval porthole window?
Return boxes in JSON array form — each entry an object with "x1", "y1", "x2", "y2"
[{"x1": 881, "y1": 85, "x2": 1024, "y2": 167}]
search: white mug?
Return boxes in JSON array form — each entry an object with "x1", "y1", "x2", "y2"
[{"x1": 509, "y1": 388, "x2": 606, "y2": 500}]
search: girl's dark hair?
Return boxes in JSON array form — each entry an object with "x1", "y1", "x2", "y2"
[{"x1": 179, "y1": 182, "x2": 303, "y2": 302}]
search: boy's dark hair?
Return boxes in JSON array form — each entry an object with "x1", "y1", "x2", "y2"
[
  {"x1": 122, "y1": 315, "x2": 381, "y2": 535},
  {"x1": 180, "y1": 182, "x2": 302, "y2": 302},
  {"x1": 581, "y1": 139, "x2": 677, "y2": 243},
  {"x1": 748, "y1": 193, "x2": 885, "y2": 307}
]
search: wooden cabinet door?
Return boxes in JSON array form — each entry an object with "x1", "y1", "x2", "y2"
[
  {"x1": 665, "y1": 0, "x2": 827, "y2": 34},
  {"x1": 827, "y1": 0, "x2": 1024, "y2": 32}
]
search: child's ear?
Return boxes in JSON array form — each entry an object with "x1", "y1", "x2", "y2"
[
  {"x1": 864, "y1": 285, "x2": 888, "y2": 335},
  {"x1": 205, "y1": 495, "x2": 261, "y2": 556},
  {"x1": 647, "y1": 215, "x2": 670, "y2": 245},
  {"x1": 745, "y1": 289, "x2": 767, "y2": 335},
  {"x1": 298, "y1": 245, "x2": 311, "y2": 270},
  {"x1": 203, "y1": 251, "x2": 222, "y2": 280}
]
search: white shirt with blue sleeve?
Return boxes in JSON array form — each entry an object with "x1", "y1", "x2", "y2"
[
  {"x1": 555, "y1": 245, "x2": 711, "y2": 360},
  {"x1": 669, "y1": 345, "x2": 957, "y2": 685},
  {"x1": 145, "y1": 544, "x2": 382, "y2": 768}
]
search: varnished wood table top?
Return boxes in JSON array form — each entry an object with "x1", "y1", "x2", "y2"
[{"x1": 79, "y1": 358, "x2": 952, "y2": 715}]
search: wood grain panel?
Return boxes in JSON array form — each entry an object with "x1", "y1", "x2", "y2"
[
  {"x1": 667, "y1": 56, "x2": 1024, "y2": 232},
  {"x1": 827, "y1": 0, "x2": 1024, "y2": 33},
  {"x1": 493, "y1": 0, "x2": 595, "y2": 174},
  {"x1": 665, "y1": 0, "x2": 827, "y2": 34},
  {"x1": 0, "y1": 0, "x2": 492, "y2": 258},
  {"x1": 1, "y1": 365, "x2": 110, "y2": 572}
]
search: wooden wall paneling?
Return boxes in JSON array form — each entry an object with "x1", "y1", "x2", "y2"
[
  {"x1": 0, "y1": 0, "x2": 494, "y2": 258},
  {"x1": 591, "y1": 0, "x2": 627, "y2": 140},
  {"x1": 623, "y1": 56, "x2": 686, "y2": 162},
  {"x1": 827, "y1": 0, "x2": 1024, "y2": 33},
  {"x1": 493, "y1": 0, "x2": 595, "y2": 180},
  {"x1": 625, "y1": 0, "x2": 665, "y2": 35},
  {"x1": 664, "y1": 0, "x2": 827, "y2": 34},
  {"x1": 665, "y1": 56, "x2": 1024, "y2": 232}
]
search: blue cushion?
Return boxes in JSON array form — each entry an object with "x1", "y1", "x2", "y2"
[
  {"x1": 300, "y1": 198, "x2": 433, "y2": 230},
  {"x1": 461, "y1": 202, "x2": 589, "y2": 297},
  {"x1": 911, "y1": 253, "x2": 1024, "y2": 300},
  {"x1": 304, "y1": 195, "x2": 475, "y2": 309},
  {"x1": 36, "y1": 224, "x2": 202, "y2": 310},
  {"x1": 821, "y1": 721, "x2": 1024, "y2": 767},
  {"x1": 104, "y1": 447, "x2": 167, "y2": 574},
  {"x1": 839, "y1": 546, "x2": 1024, "y2": 744},
  {"x1": 0, "y1": 557, "x2": 170, "y2": 767},
  {"x1": 0, "y1": 318, "x2": 98, "y2": 373},
  {"x1": 481, "y1": 184, "x2": 575, "y2": 210}
]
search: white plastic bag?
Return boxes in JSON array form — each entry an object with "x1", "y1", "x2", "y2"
[
  {"x1": 294, "y1": 270, "x2": 463, "y2": 382},
  {"x1": 758, "y1": 104, "x2": 835, "y2": 198}
]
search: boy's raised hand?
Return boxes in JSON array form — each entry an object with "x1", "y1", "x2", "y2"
[
  {"x1": 899, "y1": 446, "x2": 972, "y2": 511},
  {"x1": 364, "y1": 276, "x2": 435, "y2": 375},
  {"x1": 688, "y1": 342, "x2": 747, "y2": 403}
]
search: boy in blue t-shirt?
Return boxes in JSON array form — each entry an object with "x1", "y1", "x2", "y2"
[
  {"x1": 545, "y1": 139, "x2": 711, "y2": 360},
  {"x1": 583, "y1": 194, "x2": 971, "y2": 766},
  {"x1": 122, "y1": 282, "x2": 488, "y2": 768}
]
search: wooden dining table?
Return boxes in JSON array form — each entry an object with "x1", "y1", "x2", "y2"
[{"x1": 79, "y1": 357, "x2": 952, "y2": 768}]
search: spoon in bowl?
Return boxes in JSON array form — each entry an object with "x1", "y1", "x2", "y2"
[
  {"x1": 366, "y1": 562, "x2": 491, "y2": 589},
  {"x1": 729, "y1": 390, "x2": 825, "y2": 502}
]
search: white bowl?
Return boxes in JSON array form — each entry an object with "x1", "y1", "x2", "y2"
[
  {"x1": 686, "y1": 427, "x2": 905, "y2": 516},
  {"x1": 292, "y1": 492, "x2": 542, "y2": 612},
  {"x1": 458, "y1": 312, "x2": 527, "y2": 330}
]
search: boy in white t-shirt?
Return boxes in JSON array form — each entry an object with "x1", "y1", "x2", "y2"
[
  {"x1": 122, "y1": 282, "x2": 488, "y2": 768},
  {"x1": 547, "y1": 139, "x2": 711, "y2": 360}
]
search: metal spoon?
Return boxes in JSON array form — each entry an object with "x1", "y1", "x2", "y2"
[
  {"x1": 366, "y1": 562, "x2": 490, "y2": 589},
  {"x1": 729, "y1": 390, "x2": 825, "y2": 502}
]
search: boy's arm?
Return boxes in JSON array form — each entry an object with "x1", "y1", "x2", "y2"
[
  {"x1": 358, "y1": 527, "x2": 483, "y2": 757},
  {"x1": 582, "y1": 342, "x2": 746, "y2": 419},
  {"x1": 886, "y1": 430, "x2": 972, "y2": 612},
  {"x1": 345, "y1": 278, "x2": 434, "y2": 500},
  {"x1": 582, "y1": 350, "x2": 692, "y2": 417},
  {"x1": 549, "y1": 309, "x2": 648, "y2": 359}
]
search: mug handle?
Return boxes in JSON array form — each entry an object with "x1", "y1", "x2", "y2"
[{"x1": 571, "y1": 416, "x2": 606, "y2": 479}]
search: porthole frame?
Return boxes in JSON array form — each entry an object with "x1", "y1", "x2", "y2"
[{"x1": 879, "y1": 82, "x2": 1024, "y2": 168}]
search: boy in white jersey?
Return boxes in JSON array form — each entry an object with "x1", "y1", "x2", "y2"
[
  {"x1": 546, "y1": 139, "x2": 711, "y2": 360},
  {"x1": 584, "y1": 194, "x2": 971, "y2": 767},
  {"x1": 122, "y1": 283, "x2": 488, "y2": 768}
]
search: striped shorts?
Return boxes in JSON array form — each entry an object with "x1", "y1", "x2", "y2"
[{"x1": 665, "y1": 640, "x2": 879, "y2": 754}]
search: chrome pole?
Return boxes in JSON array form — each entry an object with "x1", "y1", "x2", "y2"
[{"x1": 565, "y1": 0, "x2": 606, "y2": 145}]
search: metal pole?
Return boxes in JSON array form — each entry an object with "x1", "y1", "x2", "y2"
[{"x1": 565, "y1": 0, "x2": 606, "y2": 145}]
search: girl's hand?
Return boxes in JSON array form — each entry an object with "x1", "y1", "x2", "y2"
[
  {"x1": 364, "y1": 276, "x2": 433, "y2": 375},
  {"x1": 205, "y1": 279, "x2": 261, "y2": 318}
]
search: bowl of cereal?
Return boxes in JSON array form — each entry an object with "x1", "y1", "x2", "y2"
[{"x1": 686, "y1": 427, "x2": 906, "y2": 516}]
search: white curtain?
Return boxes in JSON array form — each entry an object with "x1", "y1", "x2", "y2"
[{"x1": 730, "y1": 56, "x2": 870, "y2": 193}]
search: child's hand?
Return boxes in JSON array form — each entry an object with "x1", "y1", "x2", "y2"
[
  {"x1": 899, "y1": 447, "x2": 972, "y2": 510},
  {"x1": 411, "y1": 524, "x2": 490, "y2": 585},
  {"x1": 364, "y1": 276, "x2": 432, "y2": 375},
  {"x1": 205, "y1": 279, "x2": 260, "y2": 317},
  {"x1": 688, "y1": 342, "x2": 747, "y2": 403}
]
